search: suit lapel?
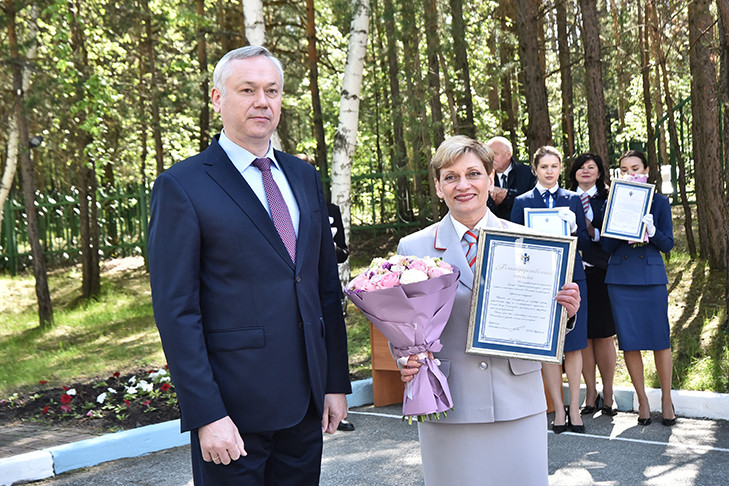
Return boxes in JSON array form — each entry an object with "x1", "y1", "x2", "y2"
[
  {"x1": 203, "y1": 140, "x2": 295, "y2": 268},
  {"x1": 435, "y1": 214, "x2": 473, "y2": 290}
]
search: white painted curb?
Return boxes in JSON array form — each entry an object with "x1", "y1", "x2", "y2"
[
  {"x1": 2, "y1": 380, "x2": 727, "y2": 485},
  {"x1": 0, "y1": 450, "x2": 54, "y2": 486}
]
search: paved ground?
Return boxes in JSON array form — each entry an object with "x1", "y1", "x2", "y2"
[{"x1": 6, "y1": 404, "x2": 729, "y2": 486}]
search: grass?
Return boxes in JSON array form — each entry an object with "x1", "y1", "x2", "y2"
[{"x1": 0, "y1": 217, "x2": 727, "y2": 398}]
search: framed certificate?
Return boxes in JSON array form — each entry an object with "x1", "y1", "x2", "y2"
[
  {"x1": 602, "y1": 179, "x2": 655, "y2": 242},
  {"x1": 524, "y1": 208, "x2": 570, "y2": 237},
  {"x1": 466, "y1": 227, "x2": 576, "y2": 363}
]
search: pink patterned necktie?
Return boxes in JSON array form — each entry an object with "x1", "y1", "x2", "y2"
[
  {"x1": 463, "y1": 230, "x2": 478, "y2": 269},
  {"x1": 252, "y1": 157, "x2": 297, "y2": 263}
]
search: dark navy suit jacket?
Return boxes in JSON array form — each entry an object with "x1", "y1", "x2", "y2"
[
  {"x1": 581, "y1": 195, "x2": 610, "y2": 269},
  {"x1": 601, "y1": 193, "x2": 673, "y2": 285},
  {"x1": 510, "y1": 187, "x2": 589, "y2": 281},
  {"x1": 148, "y1": 136, "x2": 351, "y2": 434},
  {"x1": 488, "y1": 158, "x2": 537, "y2": 220}
]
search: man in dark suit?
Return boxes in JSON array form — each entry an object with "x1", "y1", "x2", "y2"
[
  {"x1": 486, "y1": 136, "x2": 537, "y2": 220},
  {"x1": 148, "y1": 46, "x2": 351, "y2": 485}
]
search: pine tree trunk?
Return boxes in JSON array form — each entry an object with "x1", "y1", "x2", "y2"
[
  {"x1": 513, "y1": 0, "x2": 552, "y2": 157},
  {"x1": 580, "y1": 0, "x2": 609, "y2": 168},
  {"x1": 7, "y1": 0, "x2": 53, "y2": 328},
  {"x1": 448, "y1": 0, "x2": 475, "y2": 138},
  {"x1": 610, "y1": 0, "x2": 625, "y2": 131},
  {"x1": 688, "y1": 0, "x2": 727, "y2": 268},
  {"x1": 331, "y1": 0, "x2": 370, "y2": 284},
  {"x1": 197, "y1": 0, "x2": 210, "y2": 151},
  {"x1": 556, "y1": 0, "x2": 575, "y2": 158},
  {"x1": 141, "y1": 0, "x2": 164, "y2": 175},
  {"x1": 641, "y1": 0, "x2": 660, "y2": 186},
  {"x1": 717, "y1": 0, "x2": 729, "y2": 313},
  {"x1": 383, "y1": 0, "x2": 412, "y2": 222},
  {"x1": 423, "y1": 0, "x2": 444, "y2": 222},
  {"x1": 305, "y1": 0, "x2": 329, "y2": 199}
]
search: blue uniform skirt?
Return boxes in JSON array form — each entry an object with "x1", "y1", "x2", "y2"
[
  {"x1": 607, "y1": 284, "x2": 670, "y2": 351},
  {"x1": 564, "y1": 278, "x2": 588, "y2": 352}
]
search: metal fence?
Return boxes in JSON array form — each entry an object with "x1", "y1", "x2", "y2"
[{"x1": 1, "y1": 185, "x2": 149, "y2": 275}]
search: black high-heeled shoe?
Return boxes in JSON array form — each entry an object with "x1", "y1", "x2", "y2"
[
  {"x1": 637, "y1": 415, "x2": 652, "y2": 426},
  {"x1": 662, "y1": 405, "x2": 676, "y2": 426},
  {"x1": 567, "y1": 407, "x2": 586, "y2": 433},
  {"x1": 600, "y1": 394, "x2": 618, "y2": 416},
  {"x1": 580, "y1": 393, "x2": 600, "y2": 415},
  {"x1": 552, "y1": 408, "x2": 568, "y2": 434}
]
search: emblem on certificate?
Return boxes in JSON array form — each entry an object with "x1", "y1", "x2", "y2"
[{"x1": 465, "y1": 227, "x2": 576, "y2": 363}]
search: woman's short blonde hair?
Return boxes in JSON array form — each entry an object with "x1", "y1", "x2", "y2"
[
  {"x1": 531, "y1": 145, "x2": 562, "y2": 171},
  {"x1": 431, "y1": 135, "x2": 494, "y2": 179}
]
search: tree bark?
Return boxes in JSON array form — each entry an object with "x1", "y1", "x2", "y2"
[
  {"x1": 68, "y1": 0, "x2": 101, "y2": 299},
  {"x1": 305, "y1": 0, "x2": 329, "y2": 199},
  {"x1": 141, "y1": 0, "x2": 164, "y2": 175},
  {"x1": 717, "y1": 0, "x2": 729, "y2": 313},
  {"x1": 6, "y1": 0, "x2": 53, "y2": 327},
  {"x1": 242, "y1": 0, "x2": 265, "y2": 46},
  {"x1": 0, "y1": 3, "x2": 38, "y2": 228},
  {"x1": 499, "y1": 3, "x2": 519, "y2": 154},
  {"x1": 609, "y1": 0, "x2": 625, "y2": 131},
  {"x1": 448, "y1": 0, "x2": 475, "y2": 138},
  {"x1": 197, "y1": 0, "x2": 210, "y2": 151},
  {"x1": 513, "y1": 0, "x2": 552, "y2": 157},
  {"x1": 423, "y1": 0, "x2": 444, "y2": 222},
  {"x1": 331, "y1": 0, "x2": 370, "y2": 283},
  {"x1": 688, "y1": 0, "x2": 727, "y2": 268},
  {"x1": 640, "y1": 0, "x2": 660, "y2": 186},
  {"x1": 556, "y1": 0, "x2": 575, "y2": 158},
  {"x1": 579, "y1": 0, "x2": 609, "y2": 169},
  {"x1": 383, "y1": 0, "x2": 412, "y2": 222}
]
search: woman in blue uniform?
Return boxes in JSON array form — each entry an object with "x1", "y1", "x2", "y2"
[
  {"x1": 511, "y1": 146, "x2": 590, "y2": 433},
  {"x1": 568, "y1": 153, "x2": 618, "y2": 416},
  {"x1": 601, "y1": 150, "x2": 676, "y2": 426}
]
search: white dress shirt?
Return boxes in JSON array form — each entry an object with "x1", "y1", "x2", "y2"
[{"x1": 218, "y1": 130, "x2": 300, "y2": 236}]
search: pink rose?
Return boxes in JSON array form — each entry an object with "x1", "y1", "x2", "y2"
[
  {"x1": 376, "y1": 271, "x2": 400, "y2": 289},
  {"x1": 427, "y1": 267, "x2": 446, "y2": 279},
  {"x1": 437, "y1": 260, "x2": 453, "y2": 271},
  {"x1": 348, "y1": 273, "x2": 370, "y2": 291},
  {"x1": 408, "y1": 259, "x2": 428, "y2": 272},
  {"x1": 361, "y1": 279, "x2": 378, "y2": 291}
]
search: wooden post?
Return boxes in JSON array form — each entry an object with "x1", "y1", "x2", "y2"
[{"x1": 369, "y1": 323, "x2": 404, "y2": 407}]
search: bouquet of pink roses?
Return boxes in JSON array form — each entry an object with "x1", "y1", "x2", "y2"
[{"x1": 346, "y1": 255, "x2": 460, "y2": 423}]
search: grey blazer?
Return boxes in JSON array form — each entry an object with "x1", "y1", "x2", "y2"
[{"x1": 397, "y1": 211, "x2": 546, "y2": 424}]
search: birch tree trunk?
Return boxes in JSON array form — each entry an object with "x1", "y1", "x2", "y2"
[
  {"x1": 331, "y1": 0, "x2": 370, "y2": 283},
  {"x1": 242, "y1": 0, "x2": 265, "y2": 46},
  {"x1": 0, "y1": 4, "x2": 39, "y2": 227},
  {"x1": 688, "y1": 0, "x2": 727, "y2": 269},
  {"x1": 241, "y1": 0, "x2": 282, "y2": 150}
]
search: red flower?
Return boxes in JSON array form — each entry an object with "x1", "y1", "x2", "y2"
[
  {"x1": 60, "y1": 394, "x2": 72, "y2": 404},
  {"x1": 160, "y1": 383, "x2": 171, "y2": 392},
  {"x1": 143, "y1": 400, "x2": 151, "y2": 407},
  {"x1": 164, "y1": 364, "x2": 169, "y2": 370},
  {"x1": 113, "y1": 371, "x2": 121, "y2": 378},
  {"x1": 60, "y1": 404, "x2": 72, "y2": 413},
  {"x1": 39, "y1": 380, "x2": 48, "y2": 384},
  {"x1": 62, "y1": 385, "x2": 70, "y2": 391},
  {"x1": 148, "y1": 370, "x2": 154, "y2": 374},
  {"x1": 41, "y1": 406, "x2": 50, "y2": 414},
  {"x1": 124, "y1": 399, "x2": 131, "y2": 407}
]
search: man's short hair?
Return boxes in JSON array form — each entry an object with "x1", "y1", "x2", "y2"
[
  {"x1": 213, "y1": 46, "x2": 285, "y2": 95},
  {"x1": 486, "y1": 136, "x2": 513, "y2": 155}
]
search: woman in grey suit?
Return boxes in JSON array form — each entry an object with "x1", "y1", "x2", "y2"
[{"x1": 398, "y1": 136, "x2": 581, "y2": 485}]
